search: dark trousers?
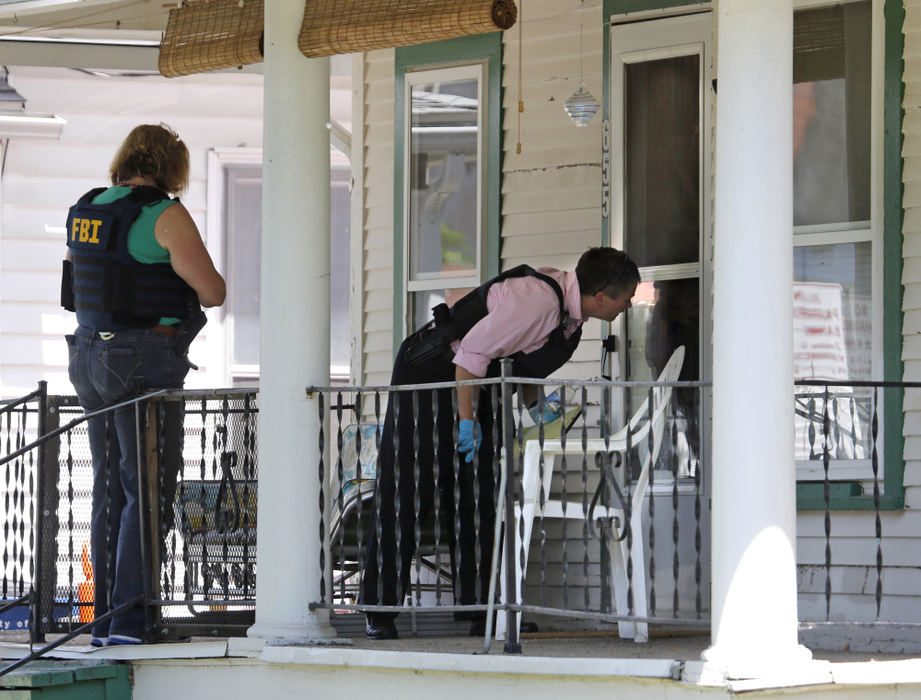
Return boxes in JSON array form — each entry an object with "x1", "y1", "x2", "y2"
[
  {"x1": 360, "y1": 335, "x2": 497, "y2": 614},
  {"x1": 67, "y1": 325, "x2": 189, "y2": 639}
]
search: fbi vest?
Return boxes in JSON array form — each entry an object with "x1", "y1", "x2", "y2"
[
  {"x1": 444, "y1": 264, "x2": 582, "y2": 379},
  {"x1": 61, "y1": 186, "x2": 196, "y2": 331}
]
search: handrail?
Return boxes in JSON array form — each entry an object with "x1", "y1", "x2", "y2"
[
  {"x1": 0, "y1": 388, "x2": 168, "y2": 469},
  {"x1": 0, "y1": 595, "x2": 143, "y2": 678},
  {"x1": 796, "y1": 378, "x2": 921, "y2": 388},
  {"x1": 0, "y1": 593, "x2": 30, "y2": 617},
  {"x1": 0, "y1": 386, "x2": 44, "y2": 415},
  {"x1": 307, "y1": 377, "x2": 711, "y2": 394}
]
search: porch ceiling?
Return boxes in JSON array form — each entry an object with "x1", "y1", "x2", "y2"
[
  {"x1": 0, "y1": 0, "x2": 168, "y2": 34},
  {"x1": 0, "y1": 1, "x2": 228, "y2": 73}
]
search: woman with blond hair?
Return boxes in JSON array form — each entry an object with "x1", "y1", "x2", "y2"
[{"x1": 63, "y1": 124, "x2": 225, "y2": 646}]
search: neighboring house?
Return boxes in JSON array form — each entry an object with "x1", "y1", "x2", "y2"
[
  {"x1": 0, "y1": 63, "x2": 353, "y2": 395},
  {"x1": 1, "y1": 0, "x2": 921, "y2": 697}
]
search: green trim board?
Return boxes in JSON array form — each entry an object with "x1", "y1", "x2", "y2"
[
  {"x1": 392, "y1": 33, "x2": 503, "y2": 354},
  {"x1": 605, "y1": 0, "x2": 708, "y2": 14},
  {"x1": 880, "y1": 0, "x2": 906, "y2": 509},
  {"x1": 797, "y1": 487, "x2": 903, "y2": 512}
]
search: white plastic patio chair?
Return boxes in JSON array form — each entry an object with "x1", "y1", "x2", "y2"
[{"x1": 492, "y1": 345, "x2": 685, "y2": 643}]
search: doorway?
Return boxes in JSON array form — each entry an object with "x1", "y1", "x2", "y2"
[{"x1": 609, "y1": 9, "x2": 713, "y2": 617}]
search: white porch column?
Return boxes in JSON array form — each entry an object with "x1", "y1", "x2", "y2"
[
  {"x1": 248, "y1": 0, "x2": 335, "y2": 643},
  {"x1": 703, "y1": 0, "x2": 811, "y2": 678}
]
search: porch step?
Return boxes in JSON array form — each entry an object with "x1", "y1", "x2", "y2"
[
  {"x1": 0, "y1": 660, "x2": 130, "y2": 699},
  {"x1": 330, "y1": 611, "x2": 470, "y2": 637}
]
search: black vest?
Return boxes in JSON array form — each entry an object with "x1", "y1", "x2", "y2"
[
  {"x1": 61, "y1": 186, "x2": 197, "y2": 330},
  {"x1": 447, "y1": 264, "x2": 582, "y2": 379}
]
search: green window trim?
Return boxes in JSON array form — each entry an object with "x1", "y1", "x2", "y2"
[
  {"x1": 393, "y1": 33, "x2": 503, "y2": 352},
  {"x1": 878, "y1": 0, "x2": 907, "y2": 511}
]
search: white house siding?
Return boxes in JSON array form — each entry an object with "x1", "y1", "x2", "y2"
[
  {"x1": 356, "y1": 4, "x2": 607, "y2": 387},
  {"x1": 352, "y1": 3, "x2": 613, "y2": 617},
  {"x1": 795, "y1": 0, "x2": 921, "y2": 627},
  {"x1": 359, "y1": 49, "x2": 397, "y2": 389},
  {"x1": 501, "y1": 0, "x2": 614, "y2": 619},
  {"x1": 502, "y1": 0, "x2": 606, "y2": 383},
  {"x1": 0, "y1": 66, "x2": 263, "y2": 398},
  {"x1": 903, "y1": 0, "x2": 921, "y2": 511}
]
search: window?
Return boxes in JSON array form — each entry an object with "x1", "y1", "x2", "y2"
[
  {"x1": 224, "y1": 163, "x2": 262, "y2": 379},
  {"x1": 394, "y1": 34, "x2": 502, "y2": 340},
  {"x1": 404, "y1": 64, "x2": 484, "y2": 332},
  {"x1": 792, "y1": 0, "x2": 880, "y2": 483},
  {"x1": 610, "y1": 11, "x2": 711, "y2": 484},
  {"x1": 207, "y1": 148, "x2": 352, "y2": 385},
  {"x1": 606, "y1": 1, "x2": 902, "y2": 506}
]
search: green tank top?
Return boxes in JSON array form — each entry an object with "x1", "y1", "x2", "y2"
[{"x1": 91, "y1": 186, "x2": 180, "y2": 325}]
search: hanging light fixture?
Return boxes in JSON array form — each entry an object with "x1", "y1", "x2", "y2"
[{"x1": 564, "y1": 0, "x2": 599, "y2": 127}]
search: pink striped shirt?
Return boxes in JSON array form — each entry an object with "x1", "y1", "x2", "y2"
[{"x1": 451, "y1": 268, "x2": 584, "y2": 377}]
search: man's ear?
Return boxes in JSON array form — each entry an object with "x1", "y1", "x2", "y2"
[{"x1": 582, "y1": 291, "x2": 601, "y2": 316}]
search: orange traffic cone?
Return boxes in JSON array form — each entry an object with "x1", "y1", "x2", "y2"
[{"x1": 78, "y1": 542, "x2": 94, "y2": 623}]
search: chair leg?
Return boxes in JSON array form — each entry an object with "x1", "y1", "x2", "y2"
[
  {"x1": 609, "y1": 515, "x2": 649, "y2": 643},
  {"x1": 609, "y1": 534, "x2": 635, "y2": 640},
  {"x1": 496, "y1": 444, "x2": 549, "y2": 642},
  {"x1": 496, "y1": 502, "x2": 536, "y2": 641},
  {"x1": 496, "y1": 543, "x2": 509, "y2": 640},
  {"x1": 627, "y1": 514, "x2": 649, "y2": 643}
]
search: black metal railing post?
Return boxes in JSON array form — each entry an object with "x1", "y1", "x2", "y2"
[
  {"x1": 499, "y1": 359, "x2": 521, "y2": 654},
  {"x1": 136, "y1": 396, "x2": 156, "y2": 643},
  {"x1": 30, "y1": 381, "x2": 47, "y2": 645},
  {"x1": 35, "y1": 391, "x2": 63, "y2": 641}
]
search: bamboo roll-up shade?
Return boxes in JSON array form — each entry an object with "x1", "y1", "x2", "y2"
[
  {"x1": 298, "y1": 0, "x2": 517, "y2": 58},
  {"x1": 159, "y1": 0, "x2": 264, "y2": 78}
]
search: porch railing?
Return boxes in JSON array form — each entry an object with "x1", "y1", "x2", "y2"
[
  {"x1": 309, "y1": 359, "x2": 711, "y2": 650},
  {"x1": 0, "y1": 387, "x2": 259, "y2": 658},
  {"x1": 0, "y1": 375, "x2": 918, "y2": 661},
  {"x1": 793, "y1": 379, "x2": 921, "y2": 640}
]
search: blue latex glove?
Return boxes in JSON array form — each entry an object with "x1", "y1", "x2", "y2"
[
  {"x1": 528, "y1": 390, "x2": 563, "y2": 424},
  {"x1": 457, "y1": 419, "x2": 482, "y2": 463}
]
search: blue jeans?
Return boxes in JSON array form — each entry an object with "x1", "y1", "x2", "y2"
[{"x1": 66, "y1": 325, "x2": 190, "y2": 639}]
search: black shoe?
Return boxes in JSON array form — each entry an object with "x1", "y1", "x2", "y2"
[
  {"x1": 366, "y1": 615, "x2": 398, "y2": 640},
  {"x1": 468, "y1": 615, "x2": 492, "y2": 637}
]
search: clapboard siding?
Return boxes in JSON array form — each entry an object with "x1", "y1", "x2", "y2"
[
  {"x1": 500, "y1": 0, "x2": 609, "y2": 613},
  {"x1": 502, "y1": 0, "x2": 603, "y2": 389},
  {"x1": 0, "y1": 66, "x2": 263, "y2": 396},
  {"x1": 901, "y1": 0, "x2": 921, "y2": 511},
  {"x1": 360, "y1": 49, "x2": 396, "y2": 388},
  {"x1": 351, "y1": 6, "x2": 615, "y2": 611}
]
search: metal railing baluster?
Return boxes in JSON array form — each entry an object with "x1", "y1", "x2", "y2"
[
  {"x1": 823, "y1": 386, "x2": 832, "y2": 621},
  {"x1": 672, "y1": 398, "x2": 680, "y2": 618},
  {"x1": 412, "y1": 389, "x2": 422, "y2": 608},
  {"x1": 647, "y1": 387, "x2": 656, "y2": 617},
  {"x1": 694, "y1": 386, "x2": 703, "y2": 620},
  {"x1": 872, "y1": 387, "x2": 882, "y2": 619},
  {"x1": 559, "y1": 386, "x2": 569, "y2": 610},
  {"x1": 432, "y1": 389, "x2": 442, "y2": 606}
]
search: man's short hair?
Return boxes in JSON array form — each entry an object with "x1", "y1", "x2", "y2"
[{"x1": 576, "y1": 247, "x2": 640, "y2": 297}]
